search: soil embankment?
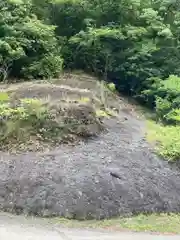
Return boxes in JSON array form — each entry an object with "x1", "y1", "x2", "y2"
[{"x1": 0, "y1": 74, "x2": 180, "y2": 219}]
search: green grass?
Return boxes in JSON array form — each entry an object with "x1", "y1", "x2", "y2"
[
  {"x1": 146, "y1": 120, "x2": 180, "y2": 162},
  {"x1": 51, "y1": 214, "x2": 180, "y2": 234},
  {"x1": 135, "y1": 102, "x2": 180, "y2": 162}
]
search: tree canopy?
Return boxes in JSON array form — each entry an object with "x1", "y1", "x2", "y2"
[{"x1": 0, "y1": 0, "x2": 63, "y2": 80}]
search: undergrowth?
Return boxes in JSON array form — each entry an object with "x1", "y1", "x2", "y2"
[
  {"x1": 0, "y1": 91, "x2": 104, "y2": 152},
  {"x1": 51, "y1": 213, "x2": 180, "y2": 234},
  {"x1": 147, "y1": 120, "x2": 180, "y2": 162}
]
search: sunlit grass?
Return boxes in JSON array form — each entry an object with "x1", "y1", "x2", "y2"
[
  {"x1": 51, "y1": 213, "x2": 180, "y2": 234},
  {"x1": 146, "y1": 120, "x2": 180, "y2": 161}
]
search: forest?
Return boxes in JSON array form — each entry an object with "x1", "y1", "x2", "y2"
[{"x1": 1, "y1": 0, "x2": 180, "y2": 127}]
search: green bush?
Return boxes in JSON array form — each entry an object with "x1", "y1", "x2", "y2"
[
  {"x1": 107, "y1": 82, "x2": 116, "y2": 92},
  {"x1": 0, "y1": 98, "x2": 53, "y2": 147},
  {"x1": 147, "y1": 121, "x2": 180, "y2": 162},
  {"x1": 51, "y1": 0, "x2": 88, "y2": 38},
  {"x1": 165, "y1": 109, "x2": 180, "y2": 125},
  {"x1": 146, "y1": 75, "x2": 180, "y2": 161},
  {"x1": 21, "y1": 54, "x2": 63, "y2": 79},
  {"x1": 142, "y1": 75, "x2": 180, "y2": 124},
  {"x1": 153, "y1": 75, "x2": 180, "y2": 124}
]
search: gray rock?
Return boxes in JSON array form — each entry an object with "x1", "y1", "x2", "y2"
[{"x1": 0, "y1": 111, "x2": 180, "y2": 219}]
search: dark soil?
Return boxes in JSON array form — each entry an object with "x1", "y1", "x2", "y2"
[{"x1": 0, "y1": 107, "x2": 180, "y2": 219}]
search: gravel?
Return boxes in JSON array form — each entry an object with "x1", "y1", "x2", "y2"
[{"x1": 0, "y1": 109, "x2": 180, "y2": 219}]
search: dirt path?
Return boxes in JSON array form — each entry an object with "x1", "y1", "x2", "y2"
[{"x1": 0, "y1": 212, "x2": 179, "y2": 240}]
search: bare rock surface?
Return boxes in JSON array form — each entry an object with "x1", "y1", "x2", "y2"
[{"x1": 0, "y1": 109, "x2": 180, "y2": 219}]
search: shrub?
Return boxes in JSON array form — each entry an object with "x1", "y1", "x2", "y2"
[
  {"x1": 21, "y1": 54, "x2": 63, "y2": 79},
  {"x1": 155, "y1": 97, "x2": 172, "y2": 122},
  {"x1": 107, "y1": 82, "x2": 116, "y2": 92},
  {"x1": 0, "y1": 98, "x2": 52, "y2": 148},
  {"x1": 147, "y1": 121, "x2": 180, "y2": 162},
  {"x1": 144, "y1": 75, "x2": 180, "y2": 124}
]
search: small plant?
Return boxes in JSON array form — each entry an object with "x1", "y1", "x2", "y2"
[
  {"x1": 0, "y1": 92, "x2": 9, "y2": 102},
  {"x1": 155, "y1": 97, "x2": 172, "y2": 122},
  {"x1": 165, "y1": 109, "x2": 180, "y2": 125},
  {"x1": 152, "y1": 75, "x2": 180, "y2": 124},
  {"x1": 78, "y1": 97, "x2": 91, "y2": 103},
  {"x1": 0, "y1": 96, "x2": 52, "y2": 147},
  {"x1": 107, "y1": 82, "x2": 116, "y2": 92}
]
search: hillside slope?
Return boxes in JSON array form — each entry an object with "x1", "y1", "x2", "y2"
[{"x1": 0, "y1": 74, "x2": 180, "y2": 219}]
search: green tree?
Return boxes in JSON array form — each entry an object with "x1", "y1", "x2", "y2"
[{"x1": 0, "y1": 0, "x2": 63, "y2": 80}]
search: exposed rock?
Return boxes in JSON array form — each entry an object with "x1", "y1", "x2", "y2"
[{"x1": 0, "y1": 110, "x2": 180, "y2": 219}]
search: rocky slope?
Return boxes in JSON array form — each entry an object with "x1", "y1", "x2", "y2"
[{"x1": 0, "y1": 105, "x2": 180, "y2": 219}]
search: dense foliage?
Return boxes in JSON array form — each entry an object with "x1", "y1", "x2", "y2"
[
  {"x1": 0, "y1": 0, "x2": 63, "y2": 80},
  {"x1": 1, "y1": 0, "x2": 180, "y2": 123}
]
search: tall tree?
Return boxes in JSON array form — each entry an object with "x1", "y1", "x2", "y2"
[{"x1": 0, "y1": 0, "x2": 63, "y2": 80}]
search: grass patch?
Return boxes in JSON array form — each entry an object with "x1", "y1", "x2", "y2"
[
  {"x1": 51, "y1": 214, "x2": 180, "y2": 234},
  {"x1": 146, "y1": 120, "x2": 180, "y2": 162},
  {"x1": 136, "y1": 104, "x2": 180, "y2": 162}
]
